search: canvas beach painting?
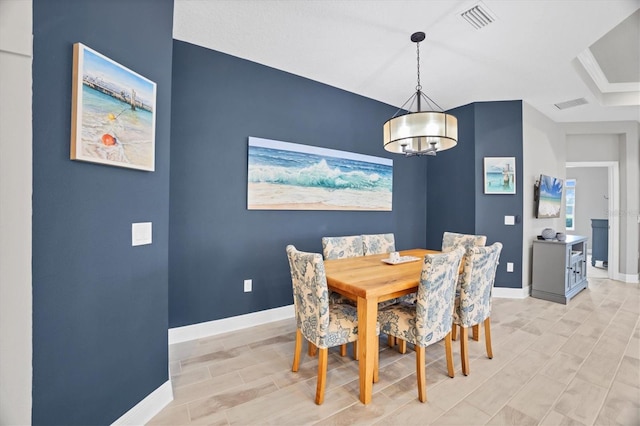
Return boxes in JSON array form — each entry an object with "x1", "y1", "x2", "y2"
[
  {"x1": 71, "y1": 43, "x2": 156, "y2": 171},
  {"x1": 536, "y1": 174, "x2": 564, "y2": 218},
  {"x1": 484, "y1": 157, "x2": 516, "y2": 194},
  {"x1": 247, "y1": 137, "x2": 393, "y2": 211}
]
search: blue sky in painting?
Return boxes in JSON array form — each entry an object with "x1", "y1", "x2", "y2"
[{"x1": 81, "y1": 44, "x2": 155, "y2": 104}]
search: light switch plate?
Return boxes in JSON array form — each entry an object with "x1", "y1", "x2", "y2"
[
  {"x1": 504, "y1": 215, "x2": 515, "y2": 225},
  {"x1": 507, "y1": 262, "x2": 514, "y2": 272},
  {"x1": 132, "y1": 222, "x2": 152, "y2": 246}
]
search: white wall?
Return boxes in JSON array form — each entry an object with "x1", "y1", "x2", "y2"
[
  {"x1": 564, "y1": 122, "x2": 640, "y2": 282},
  {"x1": 566, "y1": 167, "x2": 609, "y2": 242},
  {"x1": 0, "y1": 0, "x2": 33, "y2": 424},
  {"x1": 522, "y1": 102, "x2": 566, "y2": 289}
]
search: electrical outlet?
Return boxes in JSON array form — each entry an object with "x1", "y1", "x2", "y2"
[
  {"x1": 507, "y1": 262, "x2": 514, "y2": 272},
  {"x1": 244, "y1": 279, "x2": 252, "y2": 292}
]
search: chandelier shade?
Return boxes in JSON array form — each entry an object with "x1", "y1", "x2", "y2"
[
  {"x1": 383, "y1": 111, "x2": 458, "y2": 155},
  {"x1": 383, "y1": 32, "x2": 458, "y2": 157}
]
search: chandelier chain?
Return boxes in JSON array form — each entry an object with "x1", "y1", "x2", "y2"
[{"x1": 415, "y1": 41, "x2": 422, "y2": 92}]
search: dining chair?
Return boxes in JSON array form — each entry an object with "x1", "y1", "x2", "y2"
[
  {"x1": 321, "y1": 235, "x2": 362, "y2": 358},
  {"x1": 361, "y1": 233, "x2": 405, "y2": 348},
  {"x1": 452, "y1": 242, "x2": 503, "y2": 376},
  {"x1": 441, "y1": 231, "x2": 487, "y2": 253},
  {"x1": 286, "y1": 245, "x2": 379, "y2": 404},
  {"x1": 442, "y1": 231, "x2": 487, "y2": 341},
  {"x1": 377, "y1": 247, "x2": 465, "y2": 402},
  {"x1": 322, "y1": 235, "x2": 364, "y2": 260},
  {"x1": 361, "y1": 233, "x2": 396, "y2": 256}
]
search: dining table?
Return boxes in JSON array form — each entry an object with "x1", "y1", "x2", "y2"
[{"x1": 323, "y1": 248, "x2": 442, "y2": 404}]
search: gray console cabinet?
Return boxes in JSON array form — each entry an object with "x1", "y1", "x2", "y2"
[{"x1": 532, "y1": 235, "x2": 588, "y2": 304}]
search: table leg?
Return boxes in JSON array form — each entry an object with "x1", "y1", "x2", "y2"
[{"x1": 357, "y1": 296, "x2": 377, "y2": 404}]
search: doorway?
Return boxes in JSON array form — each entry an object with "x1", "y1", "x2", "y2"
[{"x1": 566, "y1": 161, "x2": 619, "y2": 280}]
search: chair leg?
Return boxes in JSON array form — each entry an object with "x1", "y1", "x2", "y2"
[
  {"x1": 484, "y1": 317, "x2": 493, "y2": 359},
  {"x1": 415, "y1": 345, "x2": 427, "y2": 402},
  {"x1": 315, "y1": 348, "x2": 328, "y2": 405},
  {"x1": 353, "y1": 341, "x2": 358, "y2": 361},
  {"x1": 387, "y1": 334, "x2": 396, "y2": 347},
  {"x1": 398, "y1": 339, "x2": 407, "y2": 354},
  {"x1": 472, "y1": 324, "x2": 480, "y2": 341},
  {"x1": 460, "y1": 326, "x2": 470, "y2": 376},
  {"x1": 308, "y1": 341, "x2": 317, "y2": 357},
  {"x1": 292, "y1": 329, "x2": 302, "y2": 372},
  {"x1": 445, "y1": 331, "x2": 454, "y2": 378},
  {"x1": 340, "y1": 344, "x2": 347, "y2": 357},
  {"x1": 451, "y1": 323, "x2": 457, "y2": 341}
]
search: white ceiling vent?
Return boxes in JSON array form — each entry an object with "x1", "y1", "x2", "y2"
[
  {"x1": 460, "y1": 2, "x2": 497, "y2": 30},
  {"x1": 554, "y1": 98, "x2": 588, "y2": 110}
]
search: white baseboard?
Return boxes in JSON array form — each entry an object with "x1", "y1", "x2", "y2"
[
  {"x1": 492, "y1": 285, "x2": 530, "y2": 299},
  {"x1": 169, "y1": 305, "x2": 295, "y2": 345},
  {"x1": 615, "y1": 272, "x2": 640, "y2": 283},
  {"x1": 111, "y1": 380, "x2": 173, "y2": 426}
]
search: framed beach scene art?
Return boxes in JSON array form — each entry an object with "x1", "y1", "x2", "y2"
[
  {"x1": 535, "y1": 174, "x2": 564, "y2": 218},
  {"x1": 247, "y1": 137, "x2": 393, "y2": 211},
  {"x1": 71, "y1": 43, "x2": 156, "y2": 171},
  {"x1": 484, "y1": 157, "x2": 516, "y2": 194}
]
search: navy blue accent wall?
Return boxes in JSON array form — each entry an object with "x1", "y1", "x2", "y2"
[
  {"x1": 169, "y1": 41, "x2": 427, "y2": 327},
  {"x1": 32, "y1": 0, "x2": 173, "y2": 423},
  {"x1": 426, "y1": 104, "x2": 477, "y2": 248},
  {"x1": 474, "y1": 101, "x2": 524, "y2": 288},
  {"x1": 427, "y1": 101, "x2": 524, "y2": 288}
]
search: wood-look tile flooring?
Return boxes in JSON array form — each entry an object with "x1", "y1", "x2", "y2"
[{"x1": 149, "y1": 277, "x2": 639, "y2": 425}]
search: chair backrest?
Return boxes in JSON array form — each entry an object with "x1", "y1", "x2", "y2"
[
  {"x1": 414, "y1": 247, "x2": 465, "y2": 346},
  {"x1": 321, "y1": 235, "x2": 364, "y2": 260},
  {"x1": 457, "y1": 242, "x2": 503, "y2": 327},
  {"x1": 362, "y1": 233, "x2": 395, "y2": 256},
  {"x1": 441, "y1": 232, "x2": 487, "y2": 252},
  {"x1": 286, "y1": 245, "x2": 331, "y2": 347}
]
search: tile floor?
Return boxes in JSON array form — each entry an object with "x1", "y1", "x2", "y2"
[{"x1": 149, "y1": 276, "x2": 639, "y2": 425}]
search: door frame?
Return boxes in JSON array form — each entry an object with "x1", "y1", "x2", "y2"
[{"x1": 566, "y1": 161, "x2": 619, "y2": 281}]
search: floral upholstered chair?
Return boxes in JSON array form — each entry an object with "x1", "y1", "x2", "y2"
[
  {"x1": 321, "y1": 235, "x2": 363, "y2": 358},
  {"x1": 377, "y1": 247, "x2": 465, "y2": 402},
  {"x1": 441, "y1": 231, "x2": 487, "y2": 253},
  {"x1": 362, "y1": 233, "x2": 396, "y2": 256},
  {"x1": 361, "y1": 233, "x2": 405, "y2": 348},
  {"x1": 322, "y1": 235, "x2": 364, "y2": 260},
  {"x1": 442, "y1": 231, "x2": 487, "y2": 338},
  {"x1": 286, "y1": 245, "x2": 379, "y2": 404},
  {"x1": 452, "y1": 242, "x2": 503, "y2": 376}
]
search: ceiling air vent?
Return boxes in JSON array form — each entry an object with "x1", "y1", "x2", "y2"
[
  {"x1": 554, "y1": 98, "x2": 588, "y2": 110},
  {"x1": 461, "y1": 2, "x2": 497, "y2": 29}
]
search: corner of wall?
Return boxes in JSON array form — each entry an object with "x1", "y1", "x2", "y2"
[{"x1": 0, "y1": 1, "x2": 33, "y2": 424}]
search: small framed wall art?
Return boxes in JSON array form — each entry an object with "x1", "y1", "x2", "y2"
[
  {"x1": 484, "y1": 157, "x2": 516, "y2": 194},
  {"x1": 70, "y1": 43, "x2": 157, "y2": 171}
]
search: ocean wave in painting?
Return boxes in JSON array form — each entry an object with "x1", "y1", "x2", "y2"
[{"x1": 248, "y1": 146, "x2": 392, "y2": 192}]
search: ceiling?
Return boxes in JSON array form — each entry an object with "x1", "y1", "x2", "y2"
[{"x1": 173, "y1": 0, "x2": 640, "y2": 124}]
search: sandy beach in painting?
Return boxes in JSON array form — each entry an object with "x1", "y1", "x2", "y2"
[
  {"x1": 247, "y1": 182, "x2": 392, "y2": 211},
  {"x1": 247, "y1": 137, "x2": 393, "y2": 211}
]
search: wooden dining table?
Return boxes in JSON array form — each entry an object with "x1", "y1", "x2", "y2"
[{"x1": 323, "y1": 248, "x2": 441, "y2": 404}]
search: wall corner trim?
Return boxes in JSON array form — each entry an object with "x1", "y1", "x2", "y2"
[
  {"x1": 492, "y1": 286, "x2": 530, "y2": 299},
  {"x1": 169, "y1": 305, "x2": 295, "y2": 345},
  {"x1": 111, "y1": 380, "x2": 173, "y2": 426}
]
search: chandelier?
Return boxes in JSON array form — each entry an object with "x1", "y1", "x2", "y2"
[{"x1": 383, "y1": 32, "x2": 458, "y2": 156}]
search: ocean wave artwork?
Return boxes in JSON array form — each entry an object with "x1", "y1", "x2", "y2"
[{"x1": 247, "y1": 137, "x2": 393, "y2": 211}]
